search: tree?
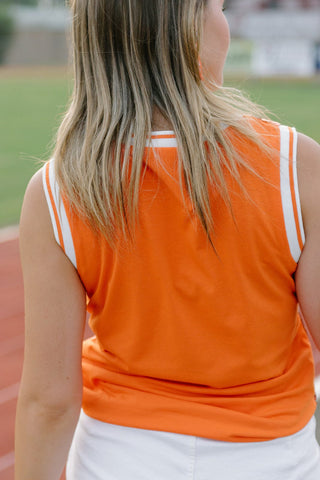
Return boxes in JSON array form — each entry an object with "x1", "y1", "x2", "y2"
[{"x1": 0, "y1": 6, "x2": 14, "y2": 64}]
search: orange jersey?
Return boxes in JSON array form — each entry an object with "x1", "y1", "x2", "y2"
[{"x1": 43, "y1": 119, "x2": 315, "y2": 442}]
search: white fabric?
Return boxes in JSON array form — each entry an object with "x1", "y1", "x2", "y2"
[
  {"x1": 66, "y1": 411, "x2": 320, "y2": 480},
  {"x1": 42, "y1": 161, "x2": 77, "y2": 268},
  {"x1": 148, "y1": 136, "x2": 178, "y2": 148},
  {"x1": 130, "y1": 131, "x2": 177, "y2": 148},
  {"x1": 291, "y1": 127, "x2": 306, "y2": 244},
  {"x1": 42, "y1": 163, "x2": 60, "y2": 246},
  {"x1": 279, "y1": 125, "x2": 304, "y2": 263}
]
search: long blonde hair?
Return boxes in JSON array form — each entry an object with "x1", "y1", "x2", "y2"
[{"x1": 53, "y1": 0, "x2": 269, "y2": 249}]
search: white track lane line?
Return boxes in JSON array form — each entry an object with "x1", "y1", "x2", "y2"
[
  {"x1": 0, "y1": 451, "x2": 14, "y2": 473},
  {"x1": 0, "y1": 382, "x2": 20, "y2": 406},
  {"x1": 0, "y1": 225, "x2": 19, "y2": 243}
]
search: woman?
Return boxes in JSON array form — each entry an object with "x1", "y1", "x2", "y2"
[{"x1": 15, "y1": 0, "x2": 320, "y2": 479}]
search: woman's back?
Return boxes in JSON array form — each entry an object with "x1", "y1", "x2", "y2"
[{"x1": 42, "y1": 118, "x2": 315, "y2": 442}]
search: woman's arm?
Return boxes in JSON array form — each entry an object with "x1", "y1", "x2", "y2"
[
  {"x1": 15, "y1": 168, "x2": 87, "y2": 480},
  {"x1": 296, "y1": 133, "x2": 320, "y2": 350}
]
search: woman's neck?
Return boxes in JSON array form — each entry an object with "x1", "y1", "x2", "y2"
[{"x1": 151, "y1": 108, "x2": 173, "y2": 132}]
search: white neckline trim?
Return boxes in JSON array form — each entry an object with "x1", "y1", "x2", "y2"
[{"x1": 150, "y1": 131, "x2": 175, "y2": 136}]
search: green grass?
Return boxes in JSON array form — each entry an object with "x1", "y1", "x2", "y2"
[
  {"x1": 0, "y1": 74, "x2": 71, "y2": 227},
  {"x1": 234, "y1": 78, "x2": 320, "y2": 142},
  {"x1": 0, "y1": 73, "x2": 320, "y2": 227}
]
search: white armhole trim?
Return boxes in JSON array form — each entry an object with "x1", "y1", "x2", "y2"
[
  {"x1": 42, "y1": 162, "x2": 60, "y2": 246},
  {"x1": 292, "y1": 128, "x2": 306, "y2": 245},
  {"x1": 280, "y1": 125, "x2": 305, "y2": 263},
  {"x1": 42, "y1": 160, "x2": 77, "y2": 269}
]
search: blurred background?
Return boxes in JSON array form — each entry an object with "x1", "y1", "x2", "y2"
[
  {"x1": 0, "y1": 0, "x2": 320, "y2": 226},
  {"x1": 0, "y1": 1, "x2": 319, "y2": 479},
  {"x1": 0, "y1": 0, "x2": 320, "y2": 227}
]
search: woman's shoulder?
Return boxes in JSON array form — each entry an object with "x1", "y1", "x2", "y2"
[
  {"x1": 297, "y1": 133, "x2": 320, "y2": 239},
  {"x1": 295, "y1": 133, "x2": 320, "y2": 348},
  {"x1": 297, "y1": 132, "x2": 320, "y2": 166},
  {"x1": 22, "y1": 165, "x2": 47, "y2": 221},
  {"x1": 20, "y1": 164, "x2": 56, "y2": 252}
]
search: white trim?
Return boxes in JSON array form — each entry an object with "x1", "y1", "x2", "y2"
[
  {"x1": 50, "y1": 161, "x2": 77, "y2": 269},
  {"x1": 43, "y1": 161, "x2": 77, "y2": 269},
  {"x1": 48, "y1": 160, "x2": 61, "y2": 225},
  {"x1": 279, "y1": 125, "x2": 301, "y2": 263},
  {"x1": 292, "y1": 127, "x2": 306, "y2": 245},
  {"x1": 315, "y1": 376, "x2": 320, "y2": 400},
  {"x1": 147, "y1": 137, "x2": 178, "y2": 148},
  {"x1": 151, "y1": 130, "x2": 175, "y2": 136},
  {"x1": 42, "y1": 163, "x2": 60, "y2": 246},
  {"x1": 132, "y1": 125, "x2": 230, "y2": 148},
  {"x1": 130, "y1": 131, "x2": 177, "y2": 148},
  {"x1": 59, "y1": 194, "x2": 77, "y2": 269}
]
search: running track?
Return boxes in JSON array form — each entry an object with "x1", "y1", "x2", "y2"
[{"x1": 1, "y1": 233, "x2": 320, "y2": 480}]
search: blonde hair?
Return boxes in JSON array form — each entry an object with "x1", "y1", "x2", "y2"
[{"x1": 53, "y1": 0, "x2": 269, "y2": 249}]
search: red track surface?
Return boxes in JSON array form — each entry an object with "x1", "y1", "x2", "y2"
[
  {"x1": 0, "y1": 238, "x2": 23, "y2": 480},
  {"x1": 0, "y1": 237, "x2": 74, "y2": 480},
  {"x1": 1, "y1": 236, "x2": 320, "y2": 480}
]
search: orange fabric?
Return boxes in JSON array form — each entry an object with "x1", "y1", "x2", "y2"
[{"x1": 49, "y1": 119, "x2": 315, "y2": 442}]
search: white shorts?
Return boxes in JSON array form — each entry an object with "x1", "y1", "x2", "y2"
[{"x1": 66, "y1": 411, "x2": 320, "y2": 480}]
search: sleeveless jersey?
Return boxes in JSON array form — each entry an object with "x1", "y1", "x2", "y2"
[{"x1": 43, "y1": 119, "x2": 316, "y2": 442}]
